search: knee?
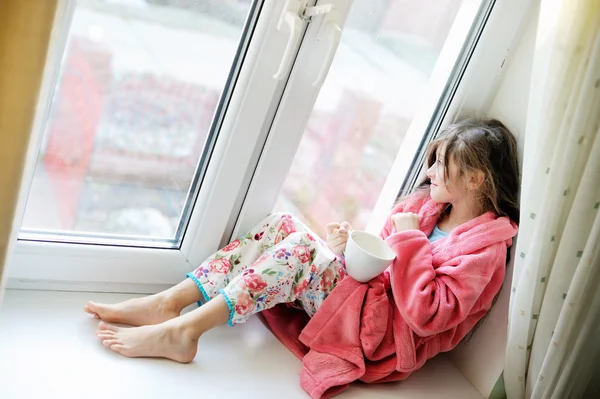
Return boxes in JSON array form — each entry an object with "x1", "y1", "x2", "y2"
[
  {"x1": 270, "y1": 212, "x2": 295, "y2": 221},
  {"x1": 286, "y1": 231, "x2": 311, "y2": 243},
  {"x1": 258, "y1": 212, "x2": 292, "y2": 227},
  {"x1": 267, "y1": 212, "x2": 300, "y2": 227}
]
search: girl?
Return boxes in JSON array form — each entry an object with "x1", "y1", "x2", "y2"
[{"x1": 85, "y1": 118, "x2": 520, "y2": 376}]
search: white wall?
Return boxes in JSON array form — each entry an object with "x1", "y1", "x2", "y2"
[
  {"x1": 447, "y1": 6, "x2": 539, "y2": 398},
  {"x1": 488, "y1": 6, "x2": 539, "y2": 165}
]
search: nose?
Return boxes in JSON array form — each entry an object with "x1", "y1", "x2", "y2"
[{"x1": 426, "y1": 163, "x2": 436, "y2": 180}]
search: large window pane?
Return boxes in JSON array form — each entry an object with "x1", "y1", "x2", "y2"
[
  {"x1": 20, "y1": 0, "x2": 252, "y2": 245},
  {"x1": 274, "y1": 0, "x2": 464, "y2": 237}
]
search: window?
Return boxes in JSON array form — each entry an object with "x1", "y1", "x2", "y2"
[
  {"x1": 9, "y1": 0, "x2": 528, "y2": 290},
  {"x1": 273, "y1": 0, "x2": 465, "y2": 237},
  {"x1": 20, "y1": 0, "x2": 253, "y2": 247},
  {"x1": 232, "y1": 0, "x2": 504, "y2": 238}
]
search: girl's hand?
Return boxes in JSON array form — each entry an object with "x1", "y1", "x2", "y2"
[
  {"x1": 391, "y1": 213, "x2": 420, "y2": 233},
  {"x1": 326, "y1": 221, "x2": 352, "y2": 255}
]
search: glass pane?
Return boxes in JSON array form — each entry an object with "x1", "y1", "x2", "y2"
[
  {"x1": 274, "y1": 0, "x2": 464, "y2": 238},
  {"x1": 20, "y1": 0, "x2": 253, "y2": 246}
]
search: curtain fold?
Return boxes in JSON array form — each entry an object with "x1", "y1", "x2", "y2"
[
  {"x1": 505, "y1": 0, "x2": 600, "y2": 397},
  {"x1": 0, "y1": 0, "x2": 58, "y2": 304}
]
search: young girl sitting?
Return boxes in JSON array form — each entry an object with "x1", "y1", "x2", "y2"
[{"x1": 85, "y1": 118, "x2": 520, "y2": 397}]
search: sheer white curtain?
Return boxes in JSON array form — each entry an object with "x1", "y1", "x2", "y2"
[{"x1": 505, "y1": 0, "x2": 600, "y2": 397}]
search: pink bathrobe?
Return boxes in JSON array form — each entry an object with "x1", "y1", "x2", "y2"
[{"x1": 262, "y1": 192, "x2": 518, "y2": 398}]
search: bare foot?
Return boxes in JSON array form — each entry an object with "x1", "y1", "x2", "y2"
[
  {"x1": 96, "y1": 321, "x2": 198, "y2": 363},
  {"x1": 84, "y1": 295, "x2": 180, "y2": 326}
]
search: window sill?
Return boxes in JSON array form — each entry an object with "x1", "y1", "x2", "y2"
[{"x1": 0, "y1": 290, "x2": 482, "y2": 399}]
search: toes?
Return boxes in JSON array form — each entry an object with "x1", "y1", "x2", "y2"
[
  {"x1": 97, "y1": 331, "x2": 116, "y2": 340},
  {"x1": 97, "y1": 336, "x2": 115, "y2": 345},
  {"x1": 98, "y1": 321, "x2": 119, "y2": 332},
  {"x1": 85, "y1": 301, "x2": 98, "y2": 313},
  {"x1": 97, "y1": 325, "x2": 116, "y2": 334},
  {"x1": 85, "y1": 305, "x2": 100, "y2": 319},
  {"x1": 96, "y1": 328, "x2": 116, "y2": 337},
  {"x1": 103, "y1": 339, "x2": 119, "y2": 348}
]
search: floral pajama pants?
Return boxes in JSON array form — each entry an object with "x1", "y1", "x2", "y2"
[{"x1": 186, "y1": 213, "x2": 346, "y2": 326}]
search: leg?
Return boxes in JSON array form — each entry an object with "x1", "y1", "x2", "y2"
[
  {"x1": 96, "y1": 232, "x2": 345, "y2": 362},
  {"x1": 186, "y1": 213, "x2": 314, "y2": 304},
  {"x1": 84, "y1": 278, "x2": 202, "y2": 326},
  {"x1": 220, "y1": 231, "x2": 345, "y2": 325},
  {"x1": 85, "y1": 213, "x2": 310, "y2": 325}
]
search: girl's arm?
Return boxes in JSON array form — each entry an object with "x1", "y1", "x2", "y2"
[{"x1": 384, "y1": 230, "x2": 505, "y2": 337}]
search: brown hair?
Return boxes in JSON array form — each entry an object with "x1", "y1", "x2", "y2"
[{"x1": 417, "y1": 117, "x2": 521, "y2": 225}]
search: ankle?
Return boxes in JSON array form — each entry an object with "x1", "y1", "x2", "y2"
[
  {"x1": 156, "y1": 292, "x2": 184, "y2": 314},
  {"x1": 171, "y1": 316, "x2": 205, "y2": 340},
  {"x1": 160, "y1": 278, "x2": 205, "y2": 311}
]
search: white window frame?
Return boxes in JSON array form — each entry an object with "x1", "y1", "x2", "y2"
[{"x1": 8, "y1": 0, "x2": 316, "y2": 292}]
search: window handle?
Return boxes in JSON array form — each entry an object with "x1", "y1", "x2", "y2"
[
  {"x1": 313, "y1": 11, "x2": 342, "y2": 88},
  {"x1": 274, "y1": 1, "x2": 303, "y2": 80}
]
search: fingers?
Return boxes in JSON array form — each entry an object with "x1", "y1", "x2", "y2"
[
  {"x1": 329, "y1": 241, "x2": 347, "y2": 255},
  {"x1": 391, "y1": 212, "x2": 420, "y2": 232},
  {"x1": 327, "y1": 232, "x2": 348, "y2": 246},
  {"x1": 328, "y1": 230, "x2": 349, "y2": 242},
  {"x1": 329, "y1": 236, "x2": 347, "y2": 247},
  {"x1": 326, "y1": 222, "x2": 341, "y2": 234},
  {"x1": 327, "y1": 222, "x2": 351, "y2": 232},
  {"x1": 328, "y1": 226, "x2": 349, "y2": 236},
  {"x1": 327, "y1": 221, "x2": 355, "y2": 235},
  {"x1": 327, "y1": 224, "x2": 349, "y2": 255}
]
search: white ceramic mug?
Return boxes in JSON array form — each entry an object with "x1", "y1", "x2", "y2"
[{"x1": 344, "y1": 230, "x2": 396, "y2": 283}]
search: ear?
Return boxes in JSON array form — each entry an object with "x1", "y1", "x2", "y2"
[{"x1": 467, "y1": 169, "x2": 485, "y2": 191}]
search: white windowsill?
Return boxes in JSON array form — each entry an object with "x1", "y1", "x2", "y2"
[{"x1": 0, "y1": 290, "x2": 483, "y2": 399}]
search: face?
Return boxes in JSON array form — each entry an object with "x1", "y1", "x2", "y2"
[{"x1": 426, "y1": 144, "x2": 470, "y2": 204}]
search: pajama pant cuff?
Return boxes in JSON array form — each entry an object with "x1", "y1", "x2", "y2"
[
  {"x1": 186, "y1": 272, "x2": 210, "y2": 306},
  {"x1": 219, "y1": 289, "x2": 235, "y2": 327}
]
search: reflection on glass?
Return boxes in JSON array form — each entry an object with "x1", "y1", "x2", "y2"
[
  {"x1": 274, "y1": 0, "x2": 464, "y2": 238},
  {"x1": 21, "y1": 0, "x2": 252, "y2": 243}
]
